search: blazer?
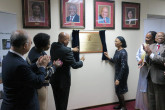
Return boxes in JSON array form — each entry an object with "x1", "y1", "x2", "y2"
[
  {"x1": 27, "y1": 47, "x2": 56, "y2": 86},
  {"x1": 146, "y1": 43, "x2": 165, "y2": 85},
  {"x1": 98, "y1": 15, "x2": 110, "y2": 23},
  {"x1": 50, "y1": 42, "x2": 83, "y2": 88},
  {"x1": 66, "y1": 14, "x2": 80, "y2": 22},
  {"x1": 1, "y1": 51, "x2": 46, "y2": 110}
]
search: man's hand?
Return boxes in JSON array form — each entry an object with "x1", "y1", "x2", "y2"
[
  {"x1": 80, "y1": 55, "x2": 85, "y2": 61},
  {"x1": 37, "y1": 55, "x2": 50, "y2": 68},
  {"x1": 143, "y1": 44, "x2": 152, "y2": 55},
  {"x1": 72, "y1": 46, "x2": 79, "y2": 52},
  {"x1": 53, "y1": 59, "x2": 63, "y2": 68}
]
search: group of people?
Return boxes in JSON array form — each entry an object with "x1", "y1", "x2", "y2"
[
  {"x1": 135, "y1": 31, "x2": 165, "y2": 110},
  {"x1": 1, "y1": 29, "x2": 165, "y2": 110},
  {"x1": 1, "y1": 30, "x2": 84, "y2": 110}
]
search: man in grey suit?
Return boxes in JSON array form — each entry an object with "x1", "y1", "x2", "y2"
[
  {"x1": 143, "y1": 32, "x2": 165, "y2": 110},
  {"x1": 50, "y1": 32, "x2": 85, "y2": 110}
]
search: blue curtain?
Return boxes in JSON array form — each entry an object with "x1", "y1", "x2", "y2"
[
  {"x1": 99, "y1": 30, "x2": 108, "y2": 60},
  {"x1": 72, "y1": 30, "x2": 80, "y2": 61}
]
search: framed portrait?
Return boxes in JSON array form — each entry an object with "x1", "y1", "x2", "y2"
[
  {"x1": 60, "y1": 0, "x2": 85, "y2": 29},
  {"x1": 94, "y1": 0, "x2": 115, "y2": 29},
  {"x1": 22, "y1": 0, "x2": 51, "y2": 28},
  {"x1": 122, "y1": 2, "x2": 140, "y2": 29}
]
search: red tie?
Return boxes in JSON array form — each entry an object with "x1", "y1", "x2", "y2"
[
  {"x1": 157, "y1": 44, "x2": 160, "y2": 50},
  {"x1": 104, "y1": 19, "x2": 106, "y2": 23}
]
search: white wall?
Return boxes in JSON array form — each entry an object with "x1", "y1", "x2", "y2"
[{"x1": 0, "y1": 0, "x2": 165, "y2": 110}]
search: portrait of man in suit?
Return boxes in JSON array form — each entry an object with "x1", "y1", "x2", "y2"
[
  {"x1": 98, "y1": 6, "x2": 110, "y2": 24},
  {"x1": 28, "y1": 1, "x2": 45, "y2": 22},
  {"x1": 66, "y1": 3, "x2": 80, "y2": 22},
  {"x1": 125, "y1": 8, "x2": 136, "y2": 25}
]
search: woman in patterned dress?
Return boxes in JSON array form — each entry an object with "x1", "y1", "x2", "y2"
[{"x1": 104, "y1": 36, "x2": 129, "y2": 110}]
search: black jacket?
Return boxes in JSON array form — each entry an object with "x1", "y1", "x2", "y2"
[
  {"x1": 1, "y1": 51, "x2": 46, "y2": 110},
  {"x1": 50, "y1": 42, "x2": 83, "y2": 88}
]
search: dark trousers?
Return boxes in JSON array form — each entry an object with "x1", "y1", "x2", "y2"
[
  {"x1": 147, "y1": 78, "x2": 165, "y2": 110},
  {"x1": 51, "y1": 85, "x2": 70, "y2": 110}
]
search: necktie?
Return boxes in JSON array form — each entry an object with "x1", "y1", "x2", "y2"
[
  {"x1": 104, "y1": 19, "x2": 106, "y2": 23},
  {"x1": 70, "y1": 16, "x2": 73, "y2": 22},
  {"x1": 157, "y1": 44, "x2": 160, "y2": 50}
]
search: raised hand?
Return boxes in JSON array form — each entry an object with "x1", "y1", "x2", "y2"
[
  {"x1": 104, "y1": 52, "x2": 111, "y2": 59},
  {"x1": 72, "y1": 46, "x2": 79, "y2": 52},
  {"x1": 37, "y1": 55, "x2": 50, "y2": 68},
  {"x1": 143, "y1": 44, "x2": 152, "y2": 55},
  {"x1": 53, "y1": 59, "x2": 63, "y2": 67},
  {"x1": 80, "y1": 55, "x2": 85, "y2": 61}
]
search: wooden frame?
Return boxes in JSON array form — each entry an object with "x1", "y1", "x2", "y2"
[
  {"x1": 94, "y1": 0, "x2": 115, "y2": 29},
  {"x1": 60, "y1": 0, "x2": 85, "y2": 29},
  {"x1": 22, "y1": 0, "x2": 51, "y2": 28},
  {"x1": 122, "y1": 2, "x2": 140, "y2": 29}
]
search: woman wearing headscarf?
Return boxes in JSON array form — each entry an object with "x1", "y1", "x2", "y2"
[{"x1": 104, "y1": 36, "x2": 129, "y2": 110}]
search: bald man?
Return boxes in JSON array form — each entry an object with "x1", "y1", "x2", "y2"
[
  {"x1": 50, "y1": 32, "x2": 85, "y2": 110},
  {"x1": 143, "y1": 32, "x2": 165, "y2": 110},
  {"x1": 98, "y1": 6, "x2": 110, "y2": 23}
]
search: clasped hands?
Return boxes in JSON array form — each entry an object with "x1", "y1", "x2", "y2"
[
  {"x1": 37, "y1": 55, "x2": 63, "y2": 68},
  {"x1": 37, "y1": 55, "x2": 50, "y2": 68},
  {"x1": 143, "y1": 44, "x2": 152, "y2": 55}
]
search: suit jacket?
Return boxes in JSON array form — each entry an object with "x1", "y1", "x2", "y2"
[
  {"x1": 98, "y1": 15, "x2": 110, "y2": 23},
  {"x1": 146, "y1": 43, "x2": 165, "y2": 85},
  {"x1": 1, "y1": 51, "x2": 47, "y2": 110},
  {"x1": 50, "y1": 42, "x2": 83, "y2": 88},
  {"x1": 66, "y1": 14, "x2": 80, "y2": 22}
]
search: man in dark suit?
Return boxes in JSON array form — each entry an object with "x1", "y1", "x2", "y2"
[
  {"x1": 66, "y1": 4, "x2": 80, "y2": 22},
  {"x1": 50, "y1": 32, "x2": 85, "y2": 110},
  {"x1": 143, "y1": 32, "x2": 165, "y2": 110},
  {"x1": 1, "y1": 30, "x2": 50, "y2": 110}
]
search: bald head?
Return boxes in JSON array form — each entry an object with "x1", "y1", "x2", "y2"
[
  {"x1": 101, "y1": 7, "x2": 108, "y2": 18},
  {"x1": 58, "y1": 32, "x2": 70, "y2": 46},
  {"x1": 155, "y1": 32, "x2": 165, "y2": 44}
]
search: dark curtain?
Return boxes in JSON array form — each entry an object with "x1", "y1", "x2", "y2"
[
  {"x1": 72, "y1": 30, "x2": 80, "y2": 61},
  {"x1": 99, "y1": 30, "x2": 108, "y2": 60}
]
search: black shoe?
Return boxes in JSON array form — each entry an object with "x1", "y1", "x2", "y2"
[
  {"x1": 113, "y1": 105, "x2": 121, "y2": 109},
  {"x1": 120, "y1": 107, "x2": 127, "y2": 110}
]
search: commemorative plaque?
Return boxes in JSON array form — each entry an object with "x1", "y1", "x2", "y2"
[{"x1": 79, "y1": 32, "x2": 103, "y2": 53}]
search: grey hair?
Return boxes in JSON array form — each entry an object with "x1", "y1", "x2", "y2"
[{"x1": 10, "y1": 30, "x2": 29, "y2": 48}]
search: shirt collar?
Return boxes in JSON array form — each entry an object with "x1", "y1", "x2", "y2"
[{"x1": 10, "y1": 49, "x2": 26, "y2": 60}]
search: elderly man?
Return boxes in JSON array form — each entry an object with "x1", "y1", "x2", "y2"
[
  {"x1": 66, "y1": 4, "x2": 80, "y2": 22},
  {"x1": 1, "y1": 30, "x2": 50, "y2": 110},
  {"x1": 143, "y1": 32, "x2": 165, "y2": 110},
  {"x1": 98, "y1": 6, "x2": 110, "y2": 23},
  {"x1": 50, "y1": 32, "x2": 85, "y2": 110}
]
